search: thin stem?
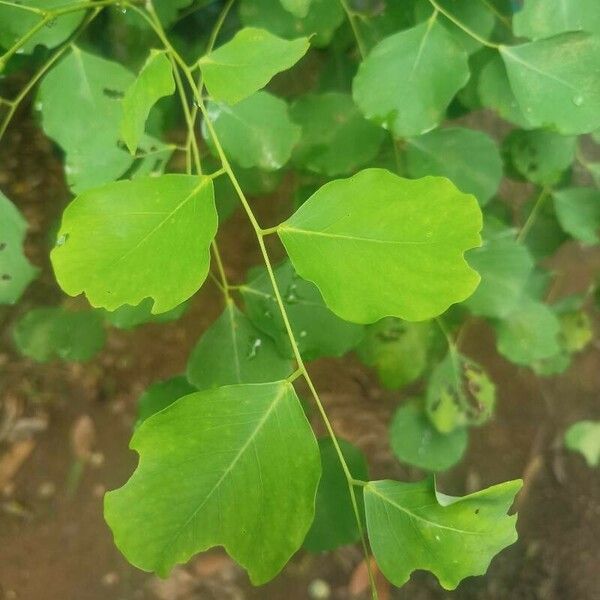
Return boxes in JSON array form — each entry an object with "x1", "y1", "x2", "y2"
[
  {"x1": 427, "y1": 0, "x2": 500, "y2": 49},
  {"x1": 197, "y1": 96, "x2": 377, "y2": 600},
  {"x1": 259, "y1": 225, "x2": 279, "y2": 236},
  {"x1": 0, "y1": 8, "x2": 101, "y2": 143},
  {"x1": 338, "y1": 0, "x2": 367, "y2": 58},
  {"x1": 0, "y1": 0, "x2": 45, "y2": 14},
  {"x1": 517, "y1": 187, "x2": 550, "y2": 244}
]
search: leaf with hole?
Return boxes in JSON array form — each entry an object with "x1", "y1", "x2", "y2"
[
  {"x1": 186, "y1": 302, "x2": 293, "y2": 389},
  {"x1": 121, "y1": 50, "x2": 175, "y2": 155},
  {"x1": 390, "y1": 400, "x2": 468, "y2": 472},
  {"x1": 199, "y1": 28, "x2": 309, "y2": 105},
  {"x1": 356, "y1": 318, "x2": 434, "y2": 389},
  {"x1": 39, "y1": 46, "x2": 135, "y2": 193},
  {"x1": 405, "y1": 127, "x2": 502, "y2": 206},
  {"x1": 203, "y1": 92, "x2": 300, "y2": 171},
  {"x1": 240, "y1": 259, "x2": 364, "y2": 360},
  {"x1": 0, "y1": 192, "x2": 38, "y2": 305},
  {"x1": 104, "y1": 381, "x2": 320, "y2": 583},
  {"x1": 51, "y1": 175, "x2": 217, "y2": 314},
  {"x1": 102, "y1": 298, "x2": 189, "y2": 330},
  {"x1": 13, "y1": 307, "x2": 105, "y2": 362},
  {"x1": 304, "y1": 438, "x2": 368, "y2": 553},
  {"x1": 278, "y1": 169, "x2": 482, "y2": 323},
  {"x1": 352, "y1": 19, "x2": 469, "y2": 137},
  {"x1": 364, "y1": 478, "x2": 522, "y2": 590},
  {"x1": 500, "y1": 33, "x2": 600, "y2": 135}
]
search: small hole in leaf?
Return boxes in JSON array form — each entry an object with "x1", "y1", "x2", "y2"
[
  {"x1": 475, "y1": 508, "x2": 480, "y2": 515},
  {"x1": 103, "y1": 88, "x2": 124, "y2": 99},
  {"x1": 0, "y1": 242, "x2": 6, "y2": 251},
  {"x1": 1, "y1": 273, "x2": 11, "y2": 281},
  {"x1": 56, "y1": 233, "x2": 69, "y2": 246}
]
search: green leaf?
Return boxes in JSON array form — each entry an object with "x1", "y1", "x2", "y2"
[
  {"x1": 553, "y1": 187, "x2": 600, "y2": 245},
  {"x1": 290, "y1": 92, "x2": 385, "y2": 176},
  {"x1": 278, "y1": 169, "x2": 482, "y2": 323},
  {"x1": 51, "y1": 175, "x2": 217, "y2": 313},
  {"x1": 390, "y1": 400, "x2": 468, "y2": 472},
  {"x1": 186, "y1": 302, "x2": 293, "y2": 389},
  {"x1": 564, "y1": 421, "x2": 600, "y2": 467},
  {"x1": 504, "y1": 129, "x2": 576, "y2": 186},
  {"x1": 199, "y1": 28, "x2": 309, "y2": 105},
  {"x1": 13, "y1": 307, "x2": 105, "y2": 362},
  {"x1": 513, "y1": 0, "x2": 600, "y2": 40},
  {"x1": 478, "y1": 55, "x2": 530, "y2": 127},
  {"x1": 356, "y1": 318, "x2": 433, "y2": 389},
  {"x1": 558, "y1": 309, "x2": 593, "y2": 353},
  {"x1": 39, "y1": 47, "x2": 135, "y2": 193},
  {"x1": 130, "y1": 135, "x2": 175, "y2": 179},
  {"x1": 239, "y1": 0, "x2": 344, "y2": 48},
  {"x1": 464, "y1": 221, "x2": 534, "y2": 318},
  {"x1": 0, "y1": 192, "x2": 38, "y2": 304},
  {"x1": 203, "y1": 92, "x2": 300, "y2": 171},
  {"x1": 426, "y1": 352, "x2": 496, "y2": 433},
  {"x1": 405, "y1": 127, "x2": 502, "y2": 206},
  {"x1": 414, "y1": 0, "x2": 496, "y2": 54},
  {"x1": 364, "y1": 478, "x2": 522, "y2": 590},
  {"x1": 240, "y1": 259, "x2": 364, "y2": 360},
  {"x1": 279, "y1": 0, "x2": 313, "y2": 18},
  {"x1": 0, "y1": 0, "x2": 84, "y2": 53},
  {"x1": 136, "y1": 376, "x2": 196, "y2": 426},
  {"x1": 103, "y1": 298, "x2": 189, "y2": 330},
  {"x1": 352, "y1": 19, "x2": 469, "y2": 137},
  {"x1": 500, "y1": 33, "x2": 600, "y2": 135},
  {"x1": 495, "y1": 298, "x2": 562, "y2": 366},
  {"x1": 121, "y1": 50, "x2": 175, "y2": 155},
  {"x1": 153, "y1": 0, "x2": 195, "y2": 27},
  {"x1": 104, "y1": 381, "x2": 321, "y2": 583},
  {"x1": 304, "y1": 438, "x2": 368, "y2": 552}
]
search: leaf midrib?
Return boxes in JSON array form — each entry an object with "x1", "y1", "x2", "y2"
[
  {"x1": 279, "y1": 225, "x2": 435, "y2": 246},
  {"x1": 158, "y1": 382, "x2": 288, "y2": 568}
]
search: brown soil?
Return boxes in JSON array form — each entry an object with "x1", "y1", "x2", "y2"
[{"x1": 1, "y1": 110, "x2": 599, "y2": 600}]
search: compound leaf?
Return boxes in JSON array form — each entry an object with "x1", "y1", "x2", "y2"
[
  {"x1": 203, "y1": 92, "x2": 300, "y2": 171},
  {"x1": 39, "y1": 46, "x2": 135, "y2": 193},
  {"x1": 0, "y1": 0, "x2": 84, "y2": 54},
  {"x1": 290, "y1": 92, "x2": 385, "y2": 176},
  {"x1": 0, "y1": 192, "x2": 38, "y2": 304},
  {"x1": 13, "y1": 307, "x2": 105, "y2": 362},
  {"x1": 364, "y1": 478, "x2": 522, "y2": 590},
  {"x1": 390, "y1": 400, "x2": 468, "y2": 472},
  {"x1": 504, "y1": 129, "x2": 576, "y2": 186},
  {"x1": 564, "y1": 421, "x2": 600, "y2": 467},
  {"x1": 121, "y1": 50, "x2": 175, "y2": 154},
  {"x1": 405, "y1": 127, "x2": 502, "y2": 206},
  {"x1": 239, "y1": 0, "x2": 344, "y2": 48},
  {"x1": 186, "y1": 302, "x2": 293, "y2": 389},
  {"x1": 513, "y1": 0, "x2": 600, "y2": 40},
  {"x1": 464, "y1": 221, "x2": 534, "y2": 318},
  {"x1": 278, "y1": 169, "x2": 482, "y2": 323},
  {"x1": 553, "y1": 187, "x2": 600, "y2": 245},
  {"x1": 104, "y1": 381, "x2": 321, "y2": 584},
  {"x1": 240, "y1": 260, "x2": 364, "y2": 360},
  {"x1": 199, "y1": 28, "x2": 309, "y2": 105},
  {"x1": 352, "y1": 19, "x2": 469, "y2": 137},
  {"x1": 501, "y1": 33, "x2": 600, "y2": 135},
  {"x1": 304, "y1": 438, "x2": 368, "y2": 552},
  {"x1": 51, "y1": 175, "x2": 217, "y2": 314},
  {"x1": 356, "y1": 318, "x2": 433, "y2": 389}
]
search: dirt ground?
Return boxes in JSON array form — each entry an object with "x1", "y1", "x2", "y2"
[{"x1": 1, "y1": 110, "x2": 599, "y2": 600}]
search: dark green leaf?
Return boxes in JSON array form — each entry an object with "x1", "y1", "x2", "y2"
[
  {"x1": 553, "y1": 187, "x2": 600, "y2": 244},
  {"x1": 103, "y1": 298, "x2": 189, "y2": 330},
  {"x1": 137, "y1": 376, "x2": 196, "y2": 426}
]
